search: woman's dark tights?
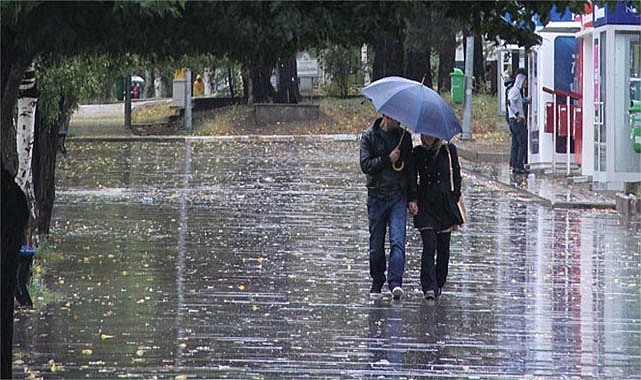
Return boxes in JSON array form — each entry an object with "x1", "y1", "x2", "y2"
[{"x1": 420, "y1": 229, "x2": 451, "y2": 294}]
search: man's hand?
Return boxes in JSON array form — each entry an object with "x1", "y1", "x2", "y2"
[
  {"x1": 389, "y1": 147, "x2": 400, "y2": 163},
  {"x1": 408, "y1": 201, "x2": 418, "y2": 216}
]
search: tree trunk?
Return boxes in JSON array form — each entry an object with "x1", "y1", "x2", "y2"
[
  {"x1": 404, "y1": 5, "x2": 432, "y2": 86},
  {"x1": 15, "y1": 65, "x2": 38, "y2": 240},
  {"x1": 33, "y1": 93, "x2": 74, "y2": 237},
  {"x1": 276, "y1": 55, "x2": 299, "y2": 104},
  {"x1": 153, "y1": 66, "x2": 163, "y2": 98},
  {"x1": 371, "y1": 29, "x2": 404, "y2": 81},
  {"x1": 143, "y1": 68, "x2": 152, "y2": 99},
  {"x1": 405, "y1": 48, "x2": 431, "y2": 87},
  {"x1": 249, "y1": 63, "x2": 274, "y2": 104},
  {"x1": 1, "y1": 165, "x2": 29, "y2": 379},
  {"x1": 1, "y1": 62, "x2": 27, "y2": 177},
  {"x1": 437, "y1": 32, "x2": 456, "y2": 93},
  {"x1": 228, "y1": 65, "x2": 236, "y2": 100},
  {"x1": 473, "y1": 34, "x2": 486, "y2": 92}
]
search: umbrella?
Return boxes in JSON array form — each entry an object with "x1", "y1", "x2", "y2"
[
  {"x1": 361, "y1": 76, "x2": 462, "y2": 141},
  {"x1": 131, "y1": 75, "x2": 145, "y2": 83}
]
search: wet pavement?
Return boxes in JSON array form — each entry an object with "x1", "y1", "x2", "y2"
[{"x1": 12, "y1": 135, "x2": 641, "y2": 379}]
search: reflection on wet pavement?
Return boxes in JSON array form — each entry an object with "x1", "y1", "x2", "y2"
[{"x1": 13, "y1": 139, "x2": 641, "y2": 379}]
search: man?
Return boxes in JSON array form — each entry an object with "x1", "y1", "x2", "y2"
[
  {"x1": 360, "y1": 115, "x2": 417, "y2": 300},
  {"x1": 507, "y1": 69, "x2": 529, "y2": 174}
]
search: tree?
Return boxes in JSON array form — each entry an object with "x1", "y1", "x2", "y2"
[
  {"x1": 322, "y1": 45, "x2": 360, "y2": 98},
  {"x1": 2, "y1": 1, "x2": 185, "y2": 173},
  {"x1": 2, "y1": 0, "x2": 592, "y2": 241}
]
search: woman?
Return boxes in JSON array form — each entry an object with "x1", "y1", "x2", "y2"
[{"x1": 412, "y1": 134, "x2": 463, "y2": 300}]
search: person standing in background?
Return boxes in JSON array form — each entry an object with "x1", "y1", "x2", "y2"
[{"x1": 507, "y1": 68, "x2": 529, "y2": 174}]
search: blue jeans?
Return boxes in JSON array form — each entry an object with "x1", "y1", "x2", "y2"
[
  {"x1": 367, "y1": 195, "x2": 407, "y2": 290},
  {"x1": 509, "y1": 117, "x2": 527, "y2": 170}
]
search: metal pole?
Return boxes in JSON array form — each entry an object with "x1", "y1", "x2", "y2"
[
  {"x1": 124, "y1": 75, "x2": 132, "y2": 128},
  {"x1": 462, "y1": 35, "x2": 474, "y2": 140},
  {"x1": 552, "y1": 95, "x2": 556, "y2": 175},
  {"x1": 566, "y1": 96, "x2": 571, "y2": 176},
  {"x1": 184, "y1": 69, "x2": 192, "y2": 132}
]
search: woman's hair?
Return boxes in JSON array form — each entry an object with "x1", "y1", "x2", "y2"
[{"x1": 427, "y1": 137, "x2": 443, "y2": 151}]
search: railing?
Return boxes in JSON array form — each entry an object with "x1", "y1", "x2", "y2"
[{"x1": 542, "y1": 87, "x2": 582, "y2": 176}]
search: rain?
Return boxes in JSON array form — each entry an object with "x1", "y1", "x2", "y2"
[{"x1": 12, "y1": 138, "x2": 641, "y2": 379}]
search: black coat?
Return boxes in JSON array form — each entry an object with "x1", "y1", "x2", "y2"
[
  {"x1": 412, "y1": 142, "x2": 463, "y2": 231},
  {"x1": 360, "y1": 118, "x2": 416, "y2": 202}
]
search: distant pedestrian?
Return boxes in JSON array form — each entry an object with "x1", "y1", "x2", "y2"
[
  {"x1": 411, "y1": 134, "x2": 463, "y2": 300},
  {"x1": 193, "y1": 74, "x2": 204, "y2": 96},
  {"x1": 132, "y1": 82, "x2": 141, "y2": 99},
  {"x1": 360, "y1": 115, "x2": 417, "y2": 300},
  {"x1": 507, "y1": 68, "x2": 529, "y2": 174}
]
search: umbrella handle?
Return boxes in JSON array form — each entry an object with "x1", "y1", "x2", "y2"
[
  {"x1": 394, "y1": 127, "x2": 406, "y2": 150},
  {"x1": 392, "y1": 160, "x2": 405, "y2": 171},
  {"x1": 392, "y1": 127, "x2": 407, "y2": 171}
]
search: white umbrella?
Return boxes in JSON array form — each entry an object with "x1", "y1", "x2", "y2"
[{"x1": 131, "y1": 75, "x2": 145, "y2": 83}]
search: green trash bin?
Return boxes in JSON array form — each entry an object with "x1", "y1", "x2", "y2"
[{"x1": 450, "y1": 68, "x2": 464, "y2": 104}]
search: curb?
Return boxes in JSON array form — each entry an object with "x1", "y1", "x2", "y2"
[
  {"x1": 67, "y1": 134, "x2": 361, "y2": 143},
  {"x1": 456, "y1": 146, "x2": 509, "y2": 163}
]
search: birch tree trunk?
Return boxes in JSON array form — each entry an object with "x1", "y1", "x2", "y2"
[
  {"x1": 153, "y1": 66, "x2": 163, "y2": 98},
  {"x1": 203, "y1": 67, "x2": 212, "y2": 96},
  {"x1": 15, "y1": 65, "x2": 38, "y2": 232}
]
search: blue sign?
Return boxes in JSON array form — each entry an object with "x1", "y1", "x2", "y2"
[
  {"x1": 554, "y1": 36, "x2": 576, "y2": 100},
  {"x1": 593, "y1": 1, "x2": 640, "y2": 26}
]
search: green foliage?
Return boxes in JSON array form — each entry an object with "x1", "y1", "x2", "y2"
[
  {"x1": 36, "y1": 54, "x2": 113, "y2": 124},
  {"x1": 27, "y1": 241, "x2": 64, "y2": 306},
  {"x1": 322, "y1": 46, "x2": 362, "y2": 97}
]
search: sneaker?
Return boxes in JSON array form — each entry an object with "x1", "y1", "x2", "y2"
[
  {"x1": 369, "y1": 281, "x2": 384, "y2": 298},
  {"x1": 424, "y1": 290, "x2": 436, "y2": 300},
  {"x1": 392, "y1": 287, "x2": 404, "y2": 300}
]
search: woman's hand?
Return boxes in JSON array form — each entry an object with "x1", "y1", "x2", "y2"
[{"x1": 408, "y1": 201, "x2": 418, "y2": 216}]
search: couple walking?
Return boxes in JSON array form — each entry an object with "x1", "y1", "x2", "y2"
[{"x1": 360, "y1": 114, "x2": 464, "y2": 301}]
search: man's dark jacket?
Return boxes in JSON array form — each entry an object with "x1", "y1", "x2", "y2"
[{"x1": 360, "y1": 117, "x2": 417, "y2": 202}]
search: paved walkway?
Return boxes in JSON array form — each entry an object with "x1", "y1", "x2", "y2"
[
  {"x1": 15, "y1": 134, "x2": 640, "y2": 379},
  {"x1": 70, "y1": 101, "x2": 621, "y2": 212}
]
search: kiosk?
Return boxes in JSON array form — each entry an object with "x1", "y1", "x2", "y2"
[
  {"x1": 576, "y1": 2, "x2": 641, "y2": 191},
  {"x1": 526, "y1": 15, "x2": 581, "y2": 174}
]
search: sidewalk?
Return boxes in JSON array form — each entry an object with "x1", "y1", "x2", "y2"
[{"x1": 455, "y1": 137, "x2": 618, "y2": 210}]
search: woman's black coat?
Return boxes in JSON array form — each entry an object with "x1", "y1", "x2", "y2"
[{"x1": 412, "y1": 142, "x2": 463, "y2": 231}]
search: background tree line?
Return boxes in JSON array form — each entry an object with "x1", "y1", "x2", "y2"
[{"x1": 1, "y1": 0, "x2": 588, "y2": 241}]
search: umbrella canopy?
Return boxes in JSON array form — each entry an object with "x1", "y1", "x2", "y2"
[
  {"x1": 361, "y1": 76, "x2": 462, "y2": 141},
  {"x1": 131, "y1": 75, "x2": 145, "y2": 83}
]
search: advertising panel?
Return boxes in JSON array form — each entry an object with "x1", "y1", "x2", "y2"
[{"x1": 593, "y1": 2, "x2": 640, "y2": 26}]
